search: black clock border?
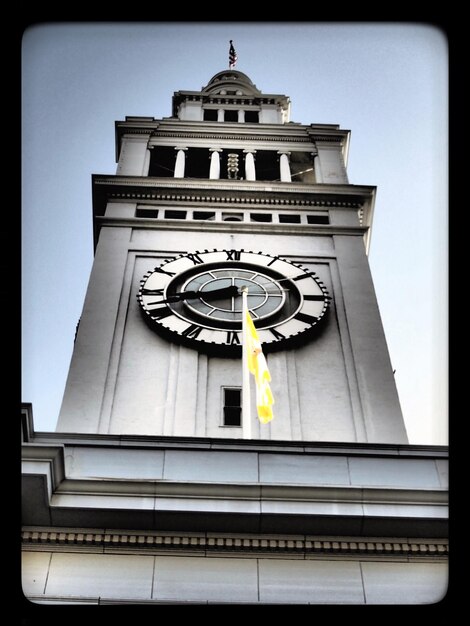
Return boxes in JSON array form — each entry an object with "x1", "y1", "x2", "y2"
[{"x1": 137, "y1": 249, "x2": 330, "y2": 357}]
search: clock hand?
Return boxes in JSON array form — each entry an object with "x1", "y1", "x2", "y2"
[
  {"x1": 156, "y1": 284, "x2": 240, "y2": 304},
  {"x1": 196, "y1": 285, "x2": 240, "y2": 301}
]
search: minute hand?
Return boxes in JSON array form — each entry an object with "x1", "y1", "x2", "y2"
[{"x1": 160, "y1": 285, "x2": 240, "y2": 304}]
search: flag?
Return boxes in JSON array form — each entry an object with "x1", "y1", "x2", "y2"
[
  {"x1": 244, "y1": 308, "x2": 274, "y2": 423},
  {"x1": 229, "y1": 40, "x2": 238, "y2": 69}
]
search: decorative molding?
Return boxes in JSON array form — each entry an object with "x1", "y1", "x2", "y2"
[
  {"x1": 107, "y1": 190, "x2": 361, "y2": 209},
  {"x1": 149, "y1": 131, "x2": 314, "y2": 144},
  {"x1": 119, "y1": 128, "x2": 153, "y2": 136},
  {"x1": 95, "y1": 216, "x2": 366, "y2": 238},
  {"x1": 93, "y1": 174, "x2": 373, "y2": 198},
  {"x1": 21, "y1": 529, "x2": 448, "y2": 559}
]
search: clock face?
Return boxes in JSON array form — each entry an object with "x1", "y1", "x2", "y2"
[{"x1": 137, "y1": 249, "x2": 330, "y2": 355}]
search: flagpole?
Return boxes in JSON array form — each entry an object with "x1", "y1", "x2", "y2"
[{"x1": 241, "y1": 287, "x2": 252, "y2": 439}]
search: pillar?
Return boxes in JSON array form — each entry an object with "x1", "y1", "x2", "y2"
[
  {"x1": 174, "y1": 148, "x2": 187, "y2": 178},
  {"x1": 143, "y1": 147, "x2": 151, "y2": 176},
  {"x1": 209, "y1": 149, "x2": 222, "y2": 180},
  {"x1": 312, "y1": 150, "x2": 321, "y2": 183},
  {"x1": 244, "y1": 150, "x2": 256, "y2": 181},
  {"x1": 217, "y1": 109, "x2": 224, "y2": 122},
  {"x1": 278, "y1": 151, "x2": 292, "y2": 182},
  {"x1": 238, "y1": 110, "x2": 245, "y2": 123}
]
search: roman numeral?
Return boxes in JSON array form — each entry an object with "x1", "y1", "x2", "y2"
[
  {"x1": 225, "y1": 249, "x2": 241, "y2": 261},
  {"x1": 294, "y1": 311, "x2": 318, "y2": 325},
  {"x1": 141, "y1": 288, "x2": 164, "y2": 296},
  {"x1": 226, "y1": 331, "x2": 241, "y2": 345},
  {"x1": 269, "y1": 328, "x2": 285, "y2": 340},
  {"x1": 153, "y1": 266, "x2": 176, "y2": 277},
  {"x1": 292, "y1": 272, "x2": 315, "y2": 282},
  {"x1": 182, "y1": 324, "x2": 203, "y2": 339},
  {"x1": 187, "y1": 253, "x2": 204, "y2": 265},
  {"x1": 303, "y1": 294, "x2": 325, "y2": 301},
  {"x1": 148, "y1": 306, "x2": 173, "y2": 319}
]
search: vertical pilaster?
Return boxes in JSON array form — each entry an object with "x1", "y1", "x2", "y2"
[
  {"x1": 238, "y1": 110, "x2": 245, "y2": 123},
  {"x1": 217, "y1": 109, "x2": 224, "y2": 122}
]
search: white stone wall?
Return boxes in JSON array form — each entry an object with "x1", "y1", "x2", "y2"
[
  {"x1": 178, "y1": 101, "x2": 203, "y2": 121},
  {"x1": 116, "y1": 136, "x2": 151, "y2": 176},
  {"x1": 22, "y1": 551, "x2": 448, "y2": 604},
  {"x1": 56, "y1": 217, "x2": 407, "y2": 443},
  {"x1": 259, "y1": 106, "x2": 282, "y2": 124},
  {"x1": 315, "y1": 143, "x2": 349, "y2": 184}
]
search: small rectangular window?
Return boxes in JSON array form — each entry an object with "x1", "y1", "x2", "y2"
[
  {"x1": 203, "y1": 109, "x2": 218, "y2": 121},
  {"x1": 224, "y1": 110, "x2": 238, "y2": 122},
  {"x1": 223, "y1": 387, "x2": 242, "y2": 427},
  {"x1": 164, "y1": 210, "x2": 187, "y2": 220},
  {"x1": 250, "y1": 213, "x2": 272, "y2": 223},
  {"x1": 193, "y1": 211, "x2": 216, "y2": 221},
  {"x1": 222, "y1": 212, "x2": 244, "y2": 222},
  {"x1": 136, "y1": 208, "x2": 159, "y2": 218},
  {"x1": 279, "y1": 214, "x2": 301, "y2": 224},
  {"x1": 307, "y1": 215, "x2": 329, "y2": 224},
  {"x1": 244, "y1": 111, "x2": 259, "y2": 123}
]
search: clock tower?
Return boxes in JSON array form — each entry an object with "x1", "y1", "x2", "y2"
[
  {"x1": 22, "y1": 68, "x2": 447, "y2": 605},
  {"x1": 55, "y1": 69, "x2": 407, "y2": 444}
]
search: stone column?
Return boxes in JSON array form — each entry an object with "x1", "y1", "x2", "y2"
[
  {"x1": 217, "y1": 109, "x2": 225, "y2": 122},
  {"x1": 174, "y1": 147, "x2": 187, "y2": 178},
  {"x1": 244, "y1": 150, "x2": 256, "y2": 181},
  {"x1": 143, "y1": 146, "x2": 151, "y2": 176},
  {"x1": 209, "y1": 149, "x2": 222, "y2": 180},
  {"x1": 312, "y1": 150, "x2": 321, "y2": 183},
  {"x1": 238, "y1": 110, "x2": 245, "y2": 123},
  {"x1": 278, "y1": 151, "x2": 292, "y2": 182}
]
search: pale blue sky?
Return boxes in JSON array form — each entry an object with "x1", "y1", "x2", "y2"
[{"x1": 21, "y1": 22, "x2": 448, "y2": 443}]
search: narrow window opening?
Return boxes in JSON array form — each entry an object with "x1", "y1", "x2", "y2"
[
  {"x1": 255, "y1": 150, "x2": 280, "y2": 182},
  {"x1": 185, "y1": 147, "x2": 210, "y2": 178},
  {"x1": 224, "y1": 110, "x2": 238, "y2": 123},
  {"x1": 203, "y1": 109, "x2": 218, "y2": 121},
  {"x1": 250, "y1": 213, "x2": 272, "y2": 223},
  {"x1": 164, "y1": 210, "x2": 187, "y2": 220},
  {"x1": 279, "y1": 214, "x2": 301, "y2": 224},
  {"x1": 148, "y1": 146, "x2": 176, "y2": 177},
  {"x1": 222, "y1": 212, "x2": 244, "y2": 222},
  {"x1": 307, "y1": 214, "x2": 329, "y2": 224},
  {"x1": 223, "y1": 387, "x2": 242, "y2": 426},
  {"x1": 136, "y1": 208, "x2": 159, "y2": 218},
  {"x1": 290, "y1": 152, "x2": 316, "y2": 183},
  {"x1": 193, "y1": 211, "x2": 216, "y2": 221},
  {"x1": 244, "y1": 111, "x2": 259, "y2": 123}
]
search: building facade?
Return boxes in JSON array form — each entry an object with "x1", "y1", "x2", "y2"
[{"x1": 22, "y1": 70, "x2": 448, "y2": 605}]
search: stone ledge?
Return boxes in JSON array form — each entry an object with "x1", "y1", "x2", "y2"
[{"x1": 21, "y1": 529, "x2": 448, "y2": 559}]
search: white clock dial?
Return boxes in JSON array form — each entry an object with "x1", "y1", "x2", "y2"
[{"x1": 138, "y1": 249, "x2": 330, "y2": 355}]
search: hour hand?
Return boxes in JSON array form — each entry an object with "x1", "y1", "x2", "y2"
[
  {"x1": 194, "y1": 285, "x2": 239, "y2": 301},
  {"x1": 159, "y1": 285, "x2": 239, "y2": 304}
]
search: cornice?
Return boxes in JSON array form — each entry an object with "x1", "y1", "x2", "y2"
[
  {"x1": 22, "y1": 417, "x2": 448, "y2": 538},
  {"x1": 93, "y1": 175, "x2": 371, "y2": 207},
  {"x1": 95, "y1": 216, "x2": 367, "y2": 238},
  {"x1": 116, "y1": 120, "x2": 348, "y2": 148},
  {"x1": 149, "y1": 130, "x2": 314, "y2": 144},
  {"x1": 21, "y1": 528, "x2": 448, "y2": 560}
]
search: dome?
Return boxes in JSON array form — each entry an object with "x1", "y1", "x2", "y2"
[{"x1": 202, "y1": 70, "x2": 261, "y2": 97}]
